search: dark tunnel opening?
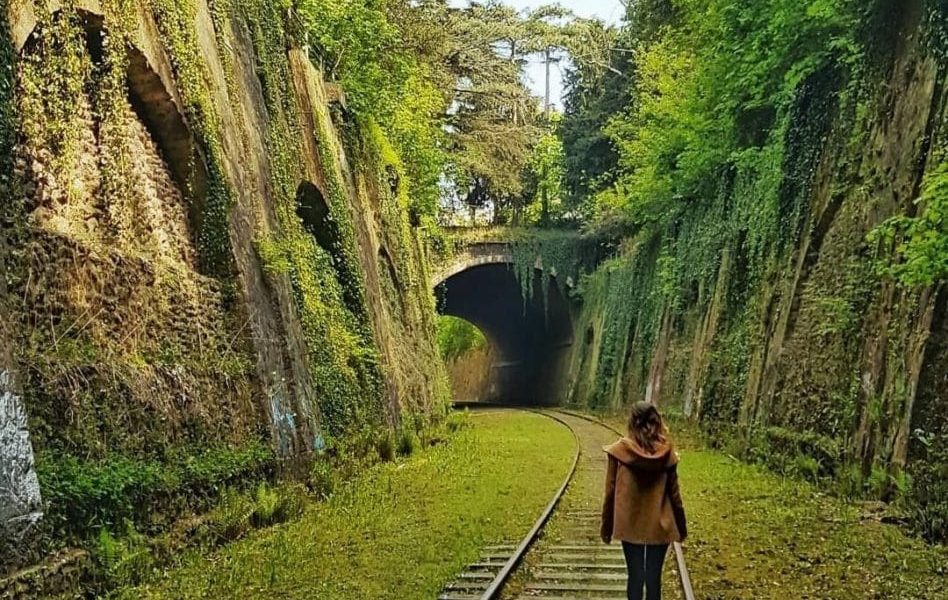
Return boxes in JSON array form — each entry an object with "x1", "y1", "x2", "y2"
[{"x1": 435, "y1": 263, "x2": 573, "y2": 405}]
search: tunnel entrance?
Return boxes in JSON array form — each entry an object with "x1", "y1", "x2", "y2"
[{"x1": 435, "y1": 264, "x2": 573, "y2": 405}]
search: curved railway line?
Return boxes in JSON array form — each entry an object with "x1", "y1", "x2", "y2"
[{"x1": 438, "y1": 408, "x2": 696, "y2": 600}]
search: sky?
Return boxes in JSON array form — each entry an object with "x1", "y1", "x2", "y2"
[{"x1": 451, "y1": 0, "x2": 626, "y2": 109}]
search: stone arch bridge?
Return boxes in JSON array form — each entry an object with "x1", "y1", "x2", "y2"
[{"x1": 432, "y1": 235, "x2": 582, "y2": 406}]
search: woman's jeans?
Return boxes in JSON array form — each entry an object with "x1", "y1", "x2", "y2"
[{"x1": 621, "y1": 542, "x2": 669, "y2": 600}]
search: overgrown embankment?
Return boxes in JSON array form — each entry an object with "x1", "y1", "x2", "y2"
[
  {"x1": 558, "y1": 0, "x2": 948, "y2": 540},
  {"x1": 118, "y1": 411, "x2": 575, "y2": 600},
  {"x1": 0, "y1": 0, "x2": 447, "y2": 575},
  {"x1": 598, "y1": 416, "x2": 948, "y2": 599}
]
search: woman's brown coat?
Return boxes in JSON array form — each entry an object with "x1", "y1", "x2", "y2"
[{"x1": 600, "y1": 437, "x2": 687, "y2": 545}]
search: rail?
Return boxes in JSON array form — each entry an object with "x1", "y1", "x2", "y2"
[
  {"x1": 477, "y1": 409, "x2": 581, "y2": 599},
  {"x1": 553, "y1": 407, "x2": 697, "y2": 600},
  {"x1": 452, "y1": 403, "x2": 696, "y2": 600}
]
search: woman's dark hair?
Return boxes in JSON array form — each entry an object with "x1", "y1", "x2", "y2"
[{"x1": 627, "y1": 401, "x2": 668, "y2": 453}]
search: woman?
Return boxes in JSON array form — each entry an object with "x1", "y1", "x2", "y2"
[{"x1": 601, "y1": 401, "x2": 687, "y2": 600}]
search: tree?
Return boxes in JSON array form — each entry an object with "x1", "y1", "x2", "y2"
[
  {"x1": 440, "y1": 1, "x2": 541, "y2": 224},
  {"x1": 524, "y1": 115, "x2": 567, "y2": 225}
]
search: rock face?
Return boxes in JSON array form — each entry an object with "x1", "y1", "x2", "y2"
[
  {"x1": 558, "y1": 1, "x2": 947, "y2": 538},
  {"x1": 444, "y1": 345, "x2": 495, "y2": 403},
  {"x1": 0, "y1": 0, "x2": 447, "y2": 566},
  {"x1": 0, "y1": 368, "x2": 41, "y2": 549}
]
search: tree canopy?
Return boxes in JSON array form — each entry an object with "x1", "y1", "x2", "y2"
[{"x1": 294, "y1": 0, "x2": 612, "y2": 228}]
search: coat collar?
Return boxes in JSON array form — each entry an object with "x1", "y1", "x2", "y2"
[{"x1": 603, "y1": 437, "x2": 678, "y2": 471}]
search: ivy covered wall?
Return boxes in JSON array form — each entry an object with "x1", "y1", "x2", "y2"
[
  {"x1": 0, "y1": 0, "x2": 447, "y2": 567},
  {"x1": 559, "y1": 1, "x2": 948, "y2": 540}
]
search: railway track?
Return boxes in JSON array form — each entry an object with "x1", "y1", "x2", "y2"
[{"x1": 438, "y1": 408, "x2": 695, "y2": 600}]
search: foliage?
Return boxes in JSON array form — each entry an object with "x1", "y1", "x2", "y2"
[
  {"x1": 203, "y1": 488, "x2": 255, "y2": 544},
  {"x1": 250, "y1": 483, "x2": 307, "y2": 528},
  {"x1": 558, "y1": 0, "x2": 948, "y2": 539},
  {"x1": 0, "y1": 1, "x2": 19, "y2": 295},
  {"x1": 436, "y1": 315, "x2": 487, "y2": 361},
  {"x1": 871, "y1": 156, "x2": 948, "y2": 286},
  {"x1": 568, "y1": 236, "x2": 666, "y2": 410},
  {"x1": 95, "y1": 521, "x2": 154, "y2": 589},
  {"x1": 36, "y1": 441, "x2": 274, "y2": 542},
  {"x1": 0, "y1": 8, "x2": 13, "y2": 174},
  {"x1": 148, "y1": 0, "x2": 237, "y2": 277},
  {"x1": 908, "y1": 429, "x2": 948, "y2": 540},
  {"x1": 376, "y1": 430, "x2": 396, "y2": 462},
  {"x1": 396, "y1": 426, "x2": 418, "y2": 457},
  {"x1": 118, "y1": 411, "x2": 576, "y2": 599},
  {"x1": 240, "y1": 0, "x2": 391, "y2": 440},
  {"x1": 293, "y1": 0, "x2": 595, "y2": 224},
  {"x1": 509, "y1": 228, "x2": 606, "y2": 303},
  {"x1": 522, "y1": 116, "x2": 568, "y2": 225},
  {"x1": 440, "y1": 2, "x2": 542, "y2": 220},
  {"x1": 445, "y1": 409, "x2": 471, "y2": 434},
  {"x1": 559, "y1": 26, "x2": 631, "y2": 211},
  {"x1": 296, "y1": 0, "x2": 447, "y2": 217},
  {"x1": 308, "y1": 460, "x2": 337, "y2": 500}
]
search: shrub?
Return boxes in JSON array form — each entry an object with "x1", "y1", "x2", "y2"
[
  {"x1": 203, "y1": 488, "x2": 254, "y2": 543},
  {"x1": 396, "y1": 427, "x2": 417, "y2": 457},
  {"x1": 376, "y1": 431, "x2": 396, "y2": 462},
  {"x1": 94, "y1": 521, "x2": 154, "y2": 589},
  {"x1": 309, "y1": 460, "x2": 337, "y2": 500}
]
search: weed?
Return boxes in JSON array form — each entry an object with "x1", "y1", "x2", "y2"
[
  {"x1": 376, "y1": 430, "x2": 396, "y2": 462},
  {"x1": 396, "y1": 427, "x2": 417, "y2": 457},
  {"x1": 791, "y1": 454, "x2": 822, "y2": 483},
  {"x1": 445, "y1": 410, "x2": 470, "y2": 433},
  {"x1": 834, "y1": 463, "x2": 865, "y2": 499},
  {"x1": 94, "y1": 521, "x2": 154, "y2": 589},
  {"x1": 203, "y1": 488, "x2": 254, "y2": 544},
  {"x1": 252, "y1": 483, "x2": 281, "y2": 527},
  {"x1": 867, "y1": 464, "x2": 890, "y2": 499},
  {"x1": 308, "y1": 460, "x2": 337, "y2": 500}
]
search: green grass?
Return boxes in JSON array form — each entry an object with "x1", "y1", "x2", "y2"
[
  {"x1": 121, "y1": 410, "x2": 575, "y2": 599},
  {"x1": 606, "y1": 417, "x2": 948, "y2": 599}
]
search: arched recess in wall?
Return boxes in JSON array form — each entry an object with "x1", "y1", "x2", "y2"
[
  {"x1": 126, "y1": 48, "x2": 209, "y2": 243},
  {"x1": 296, "y1": 181, "x2": 362, "y2": 316},
  {"x1": 19, "y1": 8, "x2": 210, "y2": 269}
]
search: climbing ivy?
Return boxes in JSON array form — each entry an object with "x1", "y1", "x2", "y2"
[
  {"x1": 871, "y1": 149, "x2": 948, "y2": 287},
  {"x1": 0, "y1": 5, "x2": 20, "y2": 274},
  {"x1": 230, "y1": 0, "x2": 386, "y2": 438},
  {"x1": 558, "y1": 0, "x2": 879, "y2": 406},
  {"x1": 507, "y1": 229, "x2": 606, "y2": 303},
  {"x1": 554, "y1": 0, "x2": 948, "y2": 539},
  {"x1": 147, "y1": 0, "x2": 236, "y2": 278}
]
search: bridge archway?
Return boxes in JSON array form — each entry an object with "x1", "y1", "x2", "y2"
[{"x1": 435, "y1": 261, "x2": 572, "y2": 405}]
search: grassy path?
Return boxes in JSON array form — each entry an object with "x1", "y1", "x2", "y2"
[
  {"x1": 125, "y1": 410, "x2": 575, "y2": 599},
  {"x1": 603, "y1": 417, "x2": 948, "y2": 600},
  {"x1": 499, "y1": 411, "x2": 676, "y2": 600}
]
